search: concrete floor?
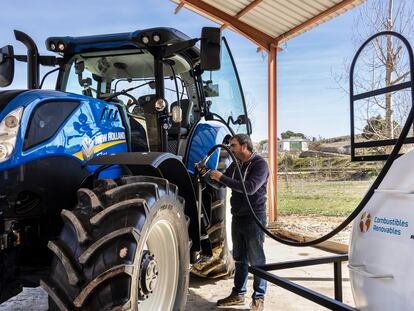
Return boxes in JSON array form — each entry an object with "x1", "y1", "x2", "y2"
[
  {"x1": 0, "y1": 237, "x2": 355, "y2": 311},
  {"x1": 187, "y1": 237, "x2": 354, "y2": 311}
]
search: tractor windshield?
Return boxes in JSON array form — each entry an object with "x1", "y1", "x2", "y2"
[
  {"x1": 202, "y1": 37, "x2": 249, "y2": 134},
  {"x1": 61, "y1": 50, "x2": 191, "y2": 98},
  {"x1": 60, "y1": 49, "x2": 193, "y2": 151}
]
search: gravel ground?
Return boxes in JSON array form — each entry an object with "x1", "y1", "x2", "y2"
[{"x1": 270, "y1": 215, "x2": 353, "y2": 245}]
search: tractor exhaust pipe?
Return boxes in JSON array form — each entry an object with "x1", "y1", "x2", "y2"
[{"x1": 14, "y1": 30, "x2": 39, "y2": 89}]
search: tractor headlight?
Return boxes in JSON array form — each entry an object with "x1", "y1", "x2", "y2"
[
  {"x1": 58, "y1": 42, "x2": 65, "y2": 52},
  {"x1": 0, "y1": 107, "x2": 24, "y2": 163},
  {"x1": 155, "y1": 99, "x2": 167, "y2": 112},
  {"x1": 5, "y1": 115, "x2": 19, "y2": 128},
  {"x1": 49, "y1": 42, "x2": 56, "y2": 51},
  {"x1": 141, "y1": 35, "x2": 150, "y2": 45},
  {"x1": 152, "y1": 34, "x2": 161, "y2": 43}
]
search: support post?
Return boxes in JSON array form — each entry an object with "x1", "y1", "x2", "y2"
[
  {"x1": 154, "y1": 56, "x2": 167, "y2": 152},
  {"x1": 334, "y1": 261, "x2": 343, "y2": 302},
  {"x1": 268, "y1": 44, "x2": 277, "y2": 222}
]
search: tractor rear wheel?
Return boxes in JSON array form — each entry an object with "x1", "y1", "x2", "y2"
[
  {"x1": 42, "y1": 176, "x2": 189, "y2": 311},
  {"x1": 191, "y1": 149, "x2": 234, "y2": 278}
]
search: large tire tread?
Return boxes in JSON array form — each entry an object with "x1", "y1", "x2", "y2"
[{"x1": 42, "y1": 176, "x2": 188, "y2": 311}]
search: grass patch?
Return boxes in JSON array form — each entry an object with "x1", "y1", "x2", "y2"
[{"x1": 277, "y1": 179, "x2": 373, "y2": 216}]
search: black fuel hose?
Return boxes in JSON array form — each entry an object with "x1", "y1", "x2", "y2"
[{"x1": 205, "y1": 110, "x2": 414, "y2": 246}]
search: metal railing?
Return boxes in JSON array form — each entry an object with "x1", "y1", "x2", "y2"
[{"x1": 249, "y1": 255, "x2": 356, "y2": 310}]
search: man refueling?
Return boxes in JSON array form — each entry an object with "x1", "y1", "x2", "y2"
[{"x1": 198, "y1": 134, "x2": 269, "y2": 311}]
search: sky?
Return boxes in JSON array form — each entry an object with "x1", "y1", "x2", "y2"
[{"x1": 0, "y1": 0, "x2": 391, "y2": 142}]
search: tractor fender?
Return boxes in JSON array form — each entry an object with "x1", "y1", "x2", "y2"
[
  {"x1": 87, "y1": 152, "x2": 200, "y2": 251},
  {"x1": 185, "y1": 120, "x2": 233, "y2": 174}
]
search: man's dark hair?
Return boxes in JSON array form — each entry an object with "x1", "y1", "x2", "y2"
[{"x1": 232, "y1": 134, "x2": 254, "y2": 152}]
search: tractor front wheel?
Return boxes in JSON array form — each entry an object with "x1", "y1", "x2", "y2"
[{"x1": 42, "y1": 176, "x2": 189, "y2": 311}]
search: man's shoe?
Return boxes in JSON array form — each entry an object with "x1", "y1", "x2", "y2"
[
  {"x1": 217, "y1": 294, "x2": 245, "y2": 306},
  {"x1": 250, "y1": 298, "x2": 264, "y2": 311}
]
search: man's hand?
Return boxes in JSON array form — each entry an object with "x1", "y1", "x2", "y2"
[
  {"x1": 195, "y1": 162, "x2": 207, "y2": 175},
  {"x1": 210, "y1": 170, "x2": 223, "y2": 181}
]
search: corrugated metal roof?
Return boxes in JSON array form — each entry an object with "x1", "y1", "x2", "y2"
[{"x1": 171, "y1": 0, "x2": 366, "y2": 49}]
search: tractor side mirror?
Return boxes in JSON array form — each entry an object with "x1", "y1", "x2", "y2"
[
  {"x1": 235, "y1": 114, "x2": 248, "y2": 125},
  {"x1": 228, "y1": 114, "x2": 252, "y2": 135},
  {"x1": 75, "y1": 61, "x2": 85, "y2": 75},
  {"x1": 0, "y1": 45, "x2": 15, "y2": 87},
  {"x1": 236, "y1": 115, "x2": 252, "y2": 134},
  {"x1": 229, "y1": 114, "x2": 249, "y2": 126},
  {"x1": 200, "y1": 27, "x2": 221, "y2": 71},
  {"x1": 204, "y1": 80, "x2": 219, "y2": 97}
]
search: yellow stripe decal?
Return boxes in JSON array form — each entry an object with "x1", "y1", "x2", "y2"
[{"x1": 73, "y1": 140, "x2": 127, "y2": 161}]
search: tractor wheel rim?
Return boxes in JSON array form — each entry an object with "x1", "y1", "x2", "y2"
[{"x1": 137, "y1": 219, "x2": 179, "y2": 311}]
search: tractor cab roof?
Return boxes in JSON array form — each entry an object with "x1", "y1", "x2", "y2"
[{"x1": 46, "y1": 27, "x2": 200, "y2": 63}]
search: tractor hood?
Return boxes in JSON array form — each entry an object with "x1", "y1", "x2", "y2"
[{"x1": 0, "y1": 89, "x2": 82, "y2": 115}]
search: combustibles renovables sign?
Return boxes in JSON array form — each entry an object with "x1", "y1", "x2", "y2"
[{"x1": 359, "y1": 211, "x2": 410, "y2": 237}]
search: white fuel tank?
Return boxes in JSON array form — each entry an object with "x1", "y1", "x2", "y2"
[{"x1": 349, "y1": 150, "x2": 414, "y2": 310}]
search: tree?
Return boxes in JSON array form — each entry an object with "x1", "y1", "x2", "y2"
[
  {"x1": 278, "y1": 153, "x2": 295, "y2": 189},
  {"x1": 257, "y1": 139, "x2": 268, "y2": 152},
  {"x1": 336, "y1": 0, "x2": 414, "y2": 140},
  {"x1": 362, "y1": 114, "x2": 402, "y2": 140},
  {"x1": 244, "y1": 92, "x2": 256, "y2": 133},
  {"x1": 281, "y1": 130, "x2": 306, "y2": 139}
]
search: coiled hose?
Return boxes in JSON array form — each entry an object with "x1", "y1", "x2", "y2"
[{"x1": 204, "y1": 109, "x2": 414, "y2": 246}]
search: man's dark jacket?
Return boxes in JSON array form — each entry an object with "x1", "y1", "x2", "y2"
[{"x1": 210, "y1": 154, "x2": 269, "y2": 220}]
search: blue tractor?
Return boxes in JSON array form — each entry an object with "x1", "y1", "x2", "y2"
[{"x1": 0, "y1": 27, "x2": 251, "y2": 310}]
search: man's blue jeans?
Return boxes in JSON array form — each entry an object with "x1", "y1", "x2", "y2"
[{"x1": 231, "y1": 216, "x2": 267, "y2": 300}]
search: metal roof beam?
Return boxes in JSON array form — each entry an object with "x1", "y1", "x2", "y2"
[
  {"x1": 236, "y1": 0, "x2": 263, "y2": 19},
  {"x1": 221, "y1": 0, "x2": 264, "y2": 30},
  {"x1": 175, "y1": 0, "x2": 185, "y2": 14},
  {"x1": 178, "y1": 0, "x2": 277, "y2": 51},
  {"x1": 275, "y1": 0, "x2": 362, "y2": 42}
]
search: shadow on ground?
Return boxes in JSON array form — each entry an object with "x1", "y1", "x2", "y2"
[{"x1": 187, "y1": 274, "x2": 254, "y2": 311}]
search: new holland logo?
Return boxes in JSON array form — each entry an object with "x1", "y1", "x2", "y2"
[
  {"x1": 359, "y1": 211, "x2": 372, "y2": 233},
  {"x1": 82, "y1": 136, "x2": 95, "y2": 161}
]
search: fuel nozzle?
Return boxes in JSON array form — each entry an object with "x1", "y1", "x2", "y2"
[
  {"x1": 196, "y1": 144, "x2": 230, "y2": 177},
  {"x1": 196, "y1": 155, "x2": 211, "y2": 177},
  {"x1": 198, "y1": 154, "x2": 211, "y2": 168},
  {"x1": 196, "y1": 146, "x2": 217, "y2": 177}
]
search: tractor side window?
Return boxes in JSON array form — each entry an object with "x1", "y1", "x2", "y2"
[
  {"x1": 115, "y1": 79, "x2": 156, "y2": 151},
  {"x1": 202, "y1": 37, "x2": 248, "y2": 134},
  {"x1": 64, "y1": 61, "x2": 98, "y2": 97},
  {"x1": 164, "y1": 76, "x2": 193, "y2": 128}
]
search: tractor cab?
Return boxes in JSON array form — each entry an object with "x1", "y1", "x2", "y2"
[
  {"x1": 50, "y1": 29, "x2": 200, "y2": 153},
  {"x1": 51, "y1": 28, "x2": 250, "y2": 154}
]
